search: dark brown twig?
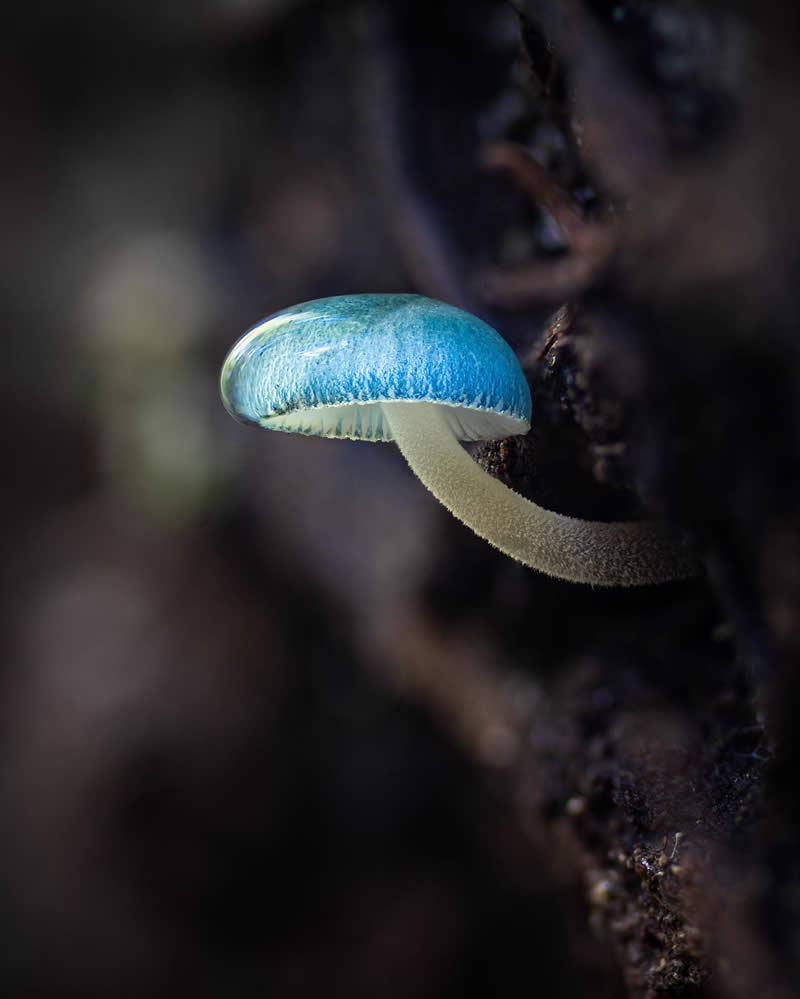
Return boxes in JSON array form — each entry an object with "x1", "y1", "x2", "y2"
[
  {"x1": 478, "y1": 140, "x2": 614, "y2": 307},
  {"x1": 481, "y1": 141, "x2": 587, "y2": 242},
  {"x1": 480, "y1": 242, "x2": 611, "y2": 308}
]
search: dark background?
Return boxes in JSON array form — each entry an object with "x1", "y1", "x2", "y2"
[{"x1": 3, "y1": 2, "x2": 800, "y2": 996}]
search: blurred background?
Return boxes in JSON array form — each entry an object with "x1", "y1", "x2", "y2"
[
  {"x1": 0, "y1": 2, "x2": 577, "y2": 995},
  {"x1": 3, "y1": 1, "x2": 800, "y2": 996}
]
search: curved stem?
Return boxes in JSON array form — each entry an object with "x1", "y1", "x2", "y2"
[{"x1": 384, "y1": 403, "x2": 696, "y2": 586}]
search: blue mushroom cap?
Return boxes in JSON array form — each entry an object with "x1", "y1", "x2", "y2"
[{"x1": 220, "y1": 294, "x2": 532, "y2": 442}]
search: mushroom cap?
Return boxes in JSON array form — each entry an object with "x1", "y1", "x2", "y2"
[{"x1": 220, "y1": 294, "x2": 532, "y2": 442}]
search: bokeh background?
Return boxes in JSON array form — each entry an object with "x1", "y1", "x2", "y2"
[
  {"x1": 2, "y1": 3, "x2": 576, "y2": 995},
  {"x1": 4, "y1": 2, "x2": 800, "y2": 996}
]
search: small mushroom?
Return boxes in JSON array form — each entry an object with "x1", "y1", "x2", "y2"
[{"x1": 221, "y1": 294, "x2": 695, "y2": 586}]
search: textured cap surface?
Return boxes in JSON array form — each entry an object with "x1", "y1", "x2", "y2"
[{"x1": 220, "y1": 294, "x2": 531, "y2": 441}]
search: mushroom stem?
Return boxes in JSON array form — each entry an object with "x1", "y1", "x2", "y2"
[{"x1": 384, "y1": 403, "x2": 696, "y2": 586}]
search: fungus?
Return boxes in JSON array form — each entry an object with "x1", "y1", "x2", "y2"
[{"x1": 220, "y1": 294, "x2": 695, "y2": 586}]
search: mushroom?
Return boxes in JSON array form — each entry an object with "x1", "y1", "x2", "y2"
[{"x1": 221, "y1": 294, "x2": 695, "y2": 586}]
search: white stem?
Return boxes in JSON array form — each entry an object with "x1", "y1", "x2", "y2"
[{"x1": 384, "y1": 403, "x2": 696, "y2": 586}]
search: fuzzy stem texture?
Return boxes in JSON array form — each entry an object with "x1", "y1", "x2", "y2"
[{"x1": 385, "y1": 402, "x2": 696, "y2": 586}]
